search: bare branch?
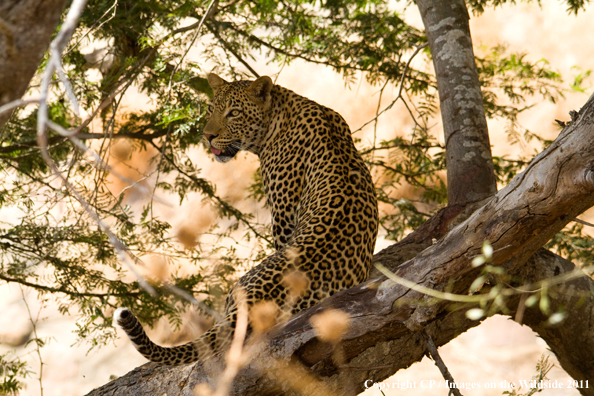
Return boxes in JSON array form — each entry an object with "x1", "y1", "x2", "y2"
[
  {"x1": 0, "y1": 98, "x2": 40, "y2": 116},
  {"x1": 66, "y1": 0, "x2": 119, "y2": 53},
  {"x1": 421, "y1": 332, "x2": 463, "y2": 396},
  {"x1": 351, "y1": 43, "x2": 428, "y2": 134},
  {"x1": 35, "y1": 0, "x2": 157, "y2": 296},
  {"x1": 210, "y1": 28, "x2": 260, "y2": 78},
  {"x1": 167, "y1": 0, "x2": 219, "y2": 91},
  {"x1": 572, "y1": 217, "x2": 594, "y2": 228}
]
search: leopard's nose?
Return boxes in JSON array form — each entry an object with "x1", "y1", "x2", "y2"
[{"x1": 204, "y1": 134, "x2": 215, "y2": 142}]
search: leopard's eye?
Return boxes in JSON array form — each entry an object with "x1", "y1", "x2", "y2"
[
  {"x1": 227, "y1": 109, "x2": 242, "y2": 118},
  {"x1": 207, "y1": 104, "x2": 214, "y2": 114}
]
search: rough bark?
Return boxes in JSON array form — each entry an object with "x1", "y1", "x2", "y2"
[
  {"x1": 0, "y1": 0, "x2": 69, "y2": 128},
  {"x1": 519, "y1": 250, "x2": 594, "y2": 389},
  {"x1": 416, "y1": 0, "x2": 497, "y2": 206},
  {"x1": 87, "y1": 92, "x2": 594, "y2": 395}
]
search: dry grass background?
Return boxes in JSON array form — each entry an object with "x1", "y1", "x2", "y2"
[{"x1": 0, "y1": 1, "x2": 593, "y2": 395}]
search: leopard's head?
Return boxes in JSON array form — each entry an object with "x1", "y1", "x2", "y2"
[{"x1": 203, "y1": 73, "x2": 273, "y2": 163}]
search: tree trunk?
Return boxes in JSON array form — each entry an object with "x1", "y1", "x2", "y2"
[
  {"x1": 416, "y1": 0, "x2": 497, "y2": 207},
  {"x1": 0, "y1": 0, "x2": 69, "y2": 128},
  {"x1": 86, "y1": 92, "x2": 594, "y2": 395}
]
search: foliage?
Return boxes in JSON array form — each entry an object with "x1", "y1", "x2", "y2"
[
  {"x1": 0, "y1": 0, "x2": 592, "y2": 391},
  {"x1": 546, "y1": 223, "x2": 594, "y2": 266},
  {"x1": 466, "y1": 0, "x2": 590, "y2": 15},
  {"x1": 502, "y1": 354, "x2": 554, "y2": 396},
  {"x1": 0, "y1": 353, "x2": 30, "y2": 395}
]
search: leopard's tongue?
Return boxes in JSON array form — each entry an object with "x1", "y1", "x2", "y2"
[{"x1": 211, "y1": 147, "x2": 222, "y2": 155}]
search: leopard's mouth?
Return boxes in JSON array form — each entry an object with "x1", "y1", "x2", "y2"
[{"x1": 210, "y1": 144, "x2": 239, "y2": 163}]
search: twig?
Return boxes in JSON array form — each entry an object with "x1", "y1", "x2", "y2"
[
  {"x1": 352, "y1": 43, "x2": 428, "y2": 134},
  {"x1": 211, "y1": 28, "x2": 260, "y2": 78},
  {"x1": 421, "y1": 331, "x2": 463, "y2": 396},
  {"x1": 66, "y1": 0, "x2": 119, "y2": 53},
  {"x1": 20, "y1": 287, "x2": 45, "y2": 396},
  {"x1": 167, "y1": 0, "x2": 219, "y2": 92},
  {"x1": 374, "y1": 262, "x2": 594, "y2": 304},
  {"x1": 1, "y1": 274, "x2": 139, "y2": 298},
  {"x1": 228, "y1": 23, "x2": 375, "y2": 75},
  {"x1": 149, "y1": 125, "x2": 172, "y2": 226},
  {"x1": 148, "y1": 140, "x2": 274, "y2": 246},
  {"x1": 162, "y1": 283, "x2": 222, "y2": 322},
  {"x1": 371, "y1": 79, "x2": 390, "y2": 165},
  {"x1": 515, "y1": 291, "x2": 528, "y2": 324},
  {"x1": 54, "y1": 58, "x2": 80, "y2": 116},
  {"x1": 359, "y1": 141, "x2": 442, "y2": 156},
  {"x1": 114, "y1": 168, "x2": 158, "y2": 199},
  {"x1": 572, "y1": 217, "x2": 594, "y2": 228},
  {"x1": 401, "y1": 94, "x2": 426, "y2": 137},
  {"x1": 213, "y1": 288, "x2": 249, "y2": 396},
  {"x1": 45, "y1": 120, "x2": 170, "y2": 205}
]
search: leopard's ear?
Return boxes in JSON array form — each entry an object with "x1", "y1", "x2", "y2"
[
  {"x1": 207, "y1": 73, "x2": 228, "y2": 93},
  {"x1": 248, "y1": 76, "x2": 273, "y2": 108}
]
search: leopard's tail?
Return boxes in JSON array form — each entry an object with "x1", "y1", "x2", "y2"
[{"x1": 114, "y1": 307, "x2": 225, "y2": 366}]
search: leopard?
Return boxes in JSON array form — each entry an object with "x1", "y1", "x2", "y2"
[{"x1": 114, "y1": 73, "x2": 379, "y2": 366}]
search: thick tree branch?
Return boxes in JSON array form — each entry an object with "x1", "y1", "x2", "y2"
[
  {"x1": 518, "y1": 250, "x2": 594, "y2": 389},
  {"x1": 85, "y1": 250, "x2": 594, "y2": 396},
  {"x1": 416, "y1": 0, "x2": 497, "y2": 206},
  {"x1": 87, "y1": 92, "x2": 594, "y2": 396}
]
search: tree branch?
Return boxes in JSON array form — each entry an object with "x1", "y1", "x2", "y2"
[
  {"x1": 209, "y1": 26, "x2": 260, "y2": 78},
  {"x1": 86, "y1": 249, "x2": 594, "y2": 396},
  {"x1": 0, "y1": 124, "x2": 175, "y2": 155},
  {"x1": 422, "y1": 332, "x2": 463, "y2": 396},
  {"x1": 0, "y1": 274, "x2": 140, "y2": 299}
]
